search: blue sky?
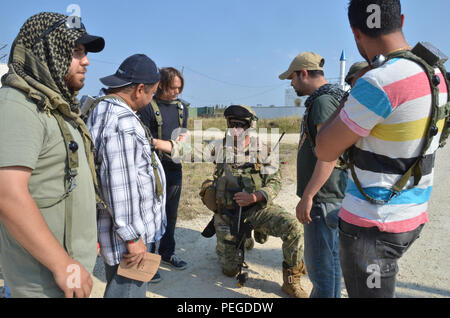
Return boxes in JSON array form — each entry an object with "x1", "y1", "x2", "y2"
[{"x1": 1, "y1": 0, "x2": 450, "y2": 107}]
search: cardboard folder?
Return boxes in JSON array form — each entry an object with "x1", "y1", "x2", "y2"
[{"x1": 117, "y1": 252, "x2": 161, "y2": 282}]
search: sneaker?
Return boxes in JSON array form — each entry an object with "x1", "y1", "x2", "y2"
[
  {"x1": 149, "y1": 270, "x2": 161, "y2": 284},
  {"x1": 162, "y1": 254, "x2": 187, "y2": 270}
]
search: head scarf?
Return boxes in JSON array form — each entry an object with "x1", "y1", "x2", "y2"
[{"x1": 8, "y1": 12, "x2": 88, "y2": 109}]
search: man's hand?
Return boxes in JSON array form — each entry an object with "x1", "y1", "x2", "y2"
[
  {"x1": 176, "y1": 133, "x2": 188, "y2": 142},
  {"x1": 296, "y1": 196, "x2": 313, "y2": 225},
  {"x1": 234, "y1": 191, "x2": 259, "y2": 207},
  {"x1": 122, "y1": 238, "x2": 146, "y2": 268},
  {"x1": 52, "y1": 257, "x2": 93, "y2": 298}
]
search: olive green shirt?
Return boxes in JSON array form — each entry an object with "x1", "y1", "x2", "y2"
[
  {"x1": 297, "y1": 95, "x2": 347, "y2": 203},
  {"x1": 0, "y1": 86, "x2": 97, "y2": 298}
]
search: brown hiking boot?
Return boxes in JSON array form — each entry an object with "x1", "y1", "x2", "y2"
[{"x1": 281, "y1": 261, "x2": 309, "y2": 298}]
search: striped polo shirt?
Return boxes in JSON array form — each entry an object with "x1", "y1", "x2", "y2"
[{"x1": 339, "y1": 57, "x2": 448, "y2": 233}]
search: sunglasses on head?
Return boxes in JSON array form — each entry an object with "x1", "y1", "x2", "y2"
[{"x1": 32, "y1": 18, "x2": 84, "y2": 48}]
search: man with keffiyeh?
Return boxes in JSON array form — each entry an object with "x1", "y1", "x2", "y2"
[{"x1": 0, "y1": 12, "x2": 105, "y2": 298}]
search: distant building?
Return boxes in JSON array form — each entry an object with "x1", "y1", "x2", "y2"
[{"x1": 0, "y1": 64, "x2": 8, "y2": 88}]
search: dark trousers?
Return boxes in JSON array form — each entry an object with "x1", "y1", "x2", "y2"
[
  {"x1": 151, "y1": 168, "x2": 182, "y2": 260},
  {"x1": 338, "y1": 219, "x2": 423, "y2": 298}
]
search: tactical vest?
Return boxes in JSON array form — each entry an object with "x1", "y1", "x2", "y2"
[
  {"x1": 347, "y1": 43, "x2": 450, "y2": 205},
  {"x1": 214, "y1": 139, "x2": 264, "y2": 212}
]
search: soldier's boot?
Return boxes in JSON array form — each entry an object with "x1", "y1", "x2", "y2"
[
  {"x1": 281, "y1": 261, "x2": 309, "y2": 298},
  {"x1": 222, "y1": 267, "x2": 239, "y2": 277}
]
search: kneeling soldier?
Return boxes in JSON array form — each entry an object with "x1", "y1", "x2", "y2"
[{"x1": 200, "y1": 105, "x2": 309, "y2": 298}]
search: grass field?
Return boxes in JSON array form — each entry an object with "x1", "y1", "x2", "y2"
[{"x1": 178, "y1": 143, "x2": 298, "y2": 220}]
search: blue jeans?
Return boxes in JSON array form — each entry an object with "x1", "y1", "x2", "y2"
[
  {"x1": 103, "y1": 244, "x2": 151, "y2": 298},
  {"x1": 152, "y1": 168, "x2": 182, "y2": 260},
  {"x1": 339, "y1": 219, "x2": 424, "y2": 298},
  {"x1": 3, "y1": 282, "x2": 11, "y2": 298},
  {"x1": 303, "y1": 202, "x2": 342, "y2": 298}
]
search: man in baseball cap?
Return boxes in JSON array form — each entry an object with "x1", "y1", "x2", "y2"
[
  {"x1": 279, "y1": 51, "x2": 348, "y2": 298},
  {"x1": 86, "y1": 54, "x2": 165, "y2": 298},
  {"x1": 100, "y1": 54, "x2": 160, "y2": 88},
  {"x1": 279, "y1": 52, "x2": 325, "y2": 80}
]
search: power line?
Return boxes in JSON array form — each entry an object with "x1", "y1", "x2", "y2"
[
  {"x1": 182, "y1": 65, "x2": 283, "y2": 89},
  {"x1": 0, "y1": 44, "x2": 8, "y2": 63}
]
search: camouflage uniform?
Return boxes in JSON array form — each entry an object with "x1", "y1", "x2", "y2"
[{"x1": 206, "y1": 138, "x2": 304, "y2": 273}]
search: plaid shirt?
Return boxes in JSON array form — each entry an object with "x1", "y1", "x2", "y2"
[{"x1": 87, "y1": 92, "x2": 166, "y2": 266}]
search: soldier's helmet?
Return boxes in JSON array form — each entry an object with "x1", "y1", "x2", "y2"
[
  {"x1": 345, "y1": 61, "x2": 369, "y2": 86},
  {"x1": 224, "y1": 105, "x2": 258, "y2": 129}
]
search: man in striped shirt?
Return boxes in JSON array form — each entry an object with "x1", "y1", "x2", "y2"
[
  {"x1": 316, "y1": 0, "x2": 448, "y2": 297},
  {"x1": 86, "y1": 54, "x2": 166, "y2": 298}
]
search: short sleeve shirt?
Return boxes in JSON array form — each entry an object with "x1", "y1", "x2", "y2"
[
  {"x1": 0, "y1": 86, "x2": 97, "y2": 297},
  {"x1": 297, "y1": 95, "x2": 348, "y2": 203}
]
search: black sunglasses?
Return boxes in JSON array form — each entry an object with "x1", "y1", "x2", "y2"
[
  {"x1": 32, "y1": 18, "x2": 84, "y2": 48},
  {"x1": 229, "y1": 121, "x2": 249, "y2": 129}
]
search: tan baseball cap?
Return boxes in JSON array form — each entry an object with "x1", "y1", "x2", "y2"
[{"x1": 279, "y1": 52, "x2": 325, "y2": 80}]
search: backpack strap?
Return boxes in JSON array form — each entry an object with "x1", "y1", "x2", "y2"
[
  {"x1": 34, "y1": 110, "x2": 79, "y2": 209},
  {"x1": 135, "y1": 116, "x2": 164, "y2": 198},
  {"x1": 348, "y1": 49, "x2": 450, "y2": 205},
  {"x1": 81, "y1": 95, "x2": 117, "y2": 123},
  {"x1": 150, "y1": 98, "x2": 185, "y2": 138},
  {"x1": 150, "y1": 98, "x2": 186, "y2": 158},
  {"x1": 150, "y1": 99, "x2": 163, "y2": 140},
  {"x1": 176, "y1": 100, "x2": 185, "y2": 128}
]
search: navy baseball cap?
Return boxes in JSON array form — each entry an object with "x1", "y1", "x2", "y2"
[{"x1": 100, "y1": 54, "x2": 160, "y2": 88}]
